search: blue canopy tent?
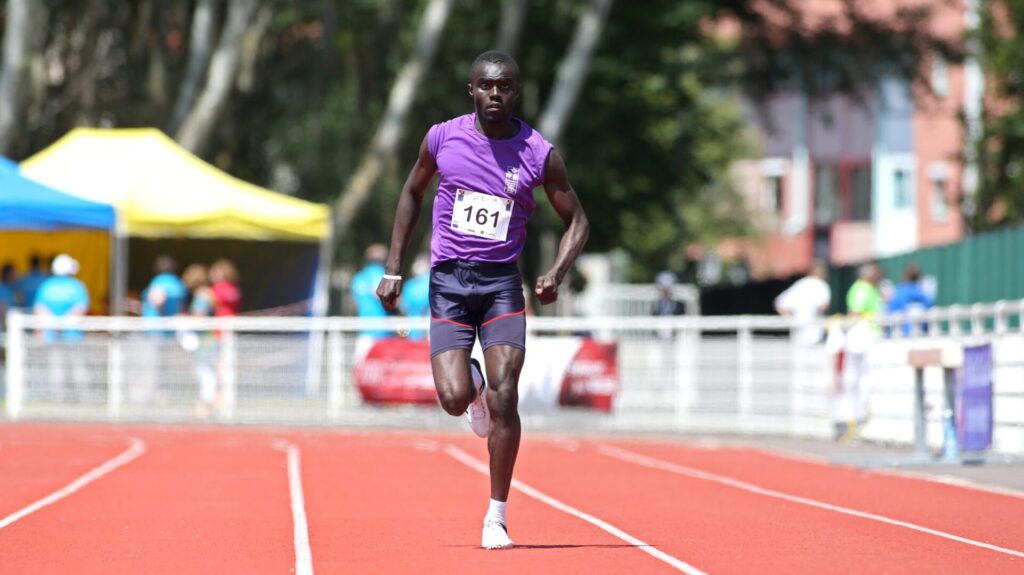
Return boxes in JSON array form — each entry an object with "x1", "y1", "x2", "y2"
[
  {"x1": 0, "y1": 161, "x2": 115, "y2": 230},
  {"x1": 0, "y1": 159, "x2": 116, "y2": 312}
]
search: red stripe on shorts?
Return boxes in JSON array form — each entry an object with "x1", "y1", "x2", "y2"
[
  {"x1": 431, "y1": 317, "x2": 473, "y2": 329},
  {"x1": 480, "y1": 310, "x2": 526, "y2": 327}
]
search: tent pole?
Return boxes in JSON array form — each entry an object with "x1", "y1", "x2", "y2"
[
  {"x1": 313, "y1": 219, "x2": 335, "y2": 317},
  {"x1": 111, "y1": 213, "x2": 128, "y2": 316},
  {"x1": 305, "y1": 219, "x2": 335, "y2": 399}
]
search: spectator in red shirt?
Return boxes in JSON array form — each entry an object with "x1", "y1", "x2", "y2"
[{"x1": 210, "y1": 259, "x2": 241, "y2": 316}]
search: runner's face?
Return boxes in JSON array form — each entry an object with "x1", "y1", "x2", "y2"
[{"x1": 469, "y1": 62, "x2": 519, "y2": 124}]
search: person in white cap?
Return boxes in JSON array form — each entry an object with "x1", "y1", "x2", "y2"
[
  {"x1": 34, "y1": 254, "x2": 89, "y2": 323},
  {"x1": 33, "y1": 254, "x2": 90, "y2": 401}
]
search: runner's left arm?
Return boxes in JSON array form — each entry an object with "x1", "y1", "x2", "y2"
[{"x1": 535, "y1": 150, "x2": 589, "y2": 305}]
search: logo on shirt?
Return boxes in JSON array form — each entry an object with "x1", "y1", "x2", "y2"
[{"x1": 504, "y1": 166, "x2": 520, "y2": 195}]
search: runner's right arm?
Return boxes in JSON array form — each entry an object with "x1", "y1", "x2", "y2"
[{"x1": 377, "y1": 135, "x2": 438, "y2": 311}]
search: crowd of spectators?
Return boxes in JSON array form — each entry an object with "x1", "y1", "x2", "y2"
[{"x1": 0, "y1": 252, "x2": 241, "y2": 415}]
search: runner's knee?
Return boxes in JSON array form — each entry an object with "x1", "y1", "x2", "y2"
[
  {"x1": 437, "y1": 386, "x2": 471, "y2": 416},
  {"x1": 487, "y1": 381, "x2": 519, "y2": 423}
]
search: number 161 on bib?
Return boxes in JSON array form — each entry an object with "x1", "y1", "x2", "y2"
[{"x1": 451, "y1": 189, "x2": 513, "y2": 241}]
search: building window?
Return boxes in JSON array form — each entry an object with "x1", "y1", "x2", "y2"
[
  {"x1": 931, "y1": 54, "x2": 949, "y2": 99},
  {"x1": 928, "y1": 162, "x2": 950, "y2": 222},
  {"x1": 763, "y1": 175, "x2": 784, "y2": 214},
  {"x1": 851, "y1": 165, "x2": 872, "y2": 221},
  {"x1": 813, "y1": 228, "x2": 831, "y2": 261},
  {"x1": 932, "y1": 177, "x2": 949, "y2": 221},
  {"x1": 814, "y1": 165, "x2": 839, "y2": 225},
  {"x1": 893, "y1": 168, "x2": 913, "y2": 209}
]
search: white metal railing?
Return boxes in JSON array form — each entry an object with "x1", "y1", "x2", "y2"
[
  {"x1": 874, "y1": 300, "x2": 1024, "y2": 338},
  {"x1": 3, "y1": 300, "x2": 1023, "y2": 454},
  {"x1": 569, "y1": 283, "x2": 701, "y2": 316}
]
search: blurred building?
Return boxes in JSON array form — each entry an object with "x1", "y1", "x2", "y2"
[{"x1": 726, "y1": 0, "x2": 977, "y2": 280}]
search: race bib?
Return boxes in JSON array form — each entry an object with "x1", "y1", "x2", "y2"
[{"x1": 450, "y1": 189, "x2": 513, "y2": 241}]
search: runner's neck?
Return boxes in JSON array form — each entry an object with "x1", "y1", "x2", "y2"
[{"x1": 474, "y1": 115, "x2": 521, "y2": 140}]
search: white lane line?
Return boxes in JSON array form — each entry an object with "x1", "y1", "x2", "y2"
[
  {"x1": 410, "y1": 438, "x2": 441, "y2": 452},
  {"x1": 598, "y1": 445, "x2": 1024, "y2": 560},
  {"x1": 0, "y1": 437, "x2": 146, "y2": 530},
  {"x1": 286, "y1": 444, "x2": 314, "y2": 575},
  {"x1": 444, "y1": 445, "x2": 707, "y2": 575},
  {"x1": 737, "y1": 443, "x2": 1024, "y2": 501},
  {"x1": 676, "y1": 437, "x2": 1024, "y2": 501}
]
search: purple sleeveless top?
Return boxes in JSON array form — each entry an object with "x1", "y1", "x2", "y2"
[{"x1": 427, "y1": 114, "x2": 553, "y2": 265}]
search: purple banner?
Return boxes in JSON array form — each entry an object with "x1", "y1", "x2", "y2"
[{"x1": 957, "y1": 343, "x2": 993, "y2": 452}]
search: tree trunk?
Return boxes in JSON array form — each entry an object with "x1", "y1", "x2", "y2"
[
  {"x1": 496, "y1": 0, "x2": 529, "y2": 55},
  {"x1": 175, "y1": 0, "x2": 259, "y2": 155},
  {"x1": 0, "y1": 0, "x2": 36, "y2": 153},
  {"x1": 333, "y1": 0, "x2": 454, "y2": 238},
  {"x1": 167, "y1": 0, "x2": 217, "y2": 133},
  {"x1": 237, "y1": 3, "x2": 273, "y2": 94},
  {"x1": 536, "y1": 0, "x2": 614, "y2": 146},
  {"x1": 141, "y1": 0, "x2": 170, "y2": 108}
]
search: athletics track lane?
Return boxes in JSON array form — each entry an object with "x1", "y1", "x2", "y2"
[
  {"x1": 490, "y1": 437, "x2": 1023, "y2": 574},
  {"x1": 297, "y1": 431, "x2": 681, "y2": 575},
  {"x1": 613, "y1": 440, "x2": 1024, "y2": 553},
  {"x1": 0, "y1": 426, "x2": 294, "y2": 575},
  {"x1": 0, "y1": 425, "x2": 130, "y2": 519},
  {"x1": 4, "y1": 425, "x2": 1021, "y2": 574}
]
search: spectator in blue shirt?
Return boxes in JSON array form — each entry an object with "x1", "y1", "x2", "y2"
[
  {"x1": 132, "y1": 256, "x2": 187, "y2": 403},
  {"x1": 16, "y1": 254, "x2": 47, "y2": 308},
  {"x1": 142, "y1": 255, "x2": 188, "y2": 319},
  {"x1": 351, "y1": 244, "x2": 390, "y2": 339},
  {"x1": 0, "y1": 262, "x2": 17, "y2": 332},
  {"x1": 34, "y1": 254, "x2": 89, "y2": 341},
  {"x1": 400, "y1": 254, "x2": 431, "y2": 340},
  {"x1": 887, "y1": 263, "x2": 934, "y2": 336},
  {"x1": 35, "y1": 255, "x2": 91, "y2": 401}
]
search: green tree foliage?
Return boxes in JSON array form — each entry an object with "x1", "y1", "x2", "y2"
[
  {"x1": 976, "y1": 0, "x2": 1024, "y2": 228},
  {"x1": 546, "y1": 1, "x2": 757, "y2": 279},
  {"x1": 0, "y1": 0, "x2": 956, "y2": 281}
]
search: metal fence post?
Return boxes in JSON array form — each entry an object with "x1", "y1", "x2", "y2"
[
  {"x1": 994, "y1": 301, "x2": 1008, "y2": 334},
  {"x1": 107, "y1": 320, "x2": 123, "y2": 420},
  {"x1": 738, "y1": 317, "x2": 754, "y2": 422},
  {"x1": 913, "y1": 366, "x2": 928, "y2": 457},
  {"x1": 949, "y1": 305, "x2": 962, "y2": 336},
  {"x1": 970, "y1": 304, "x2": 983, "y2": 335},
  {"x1": 327, "y1": 328, "x2": 343, "y2": 420},
  {"x1": 926, "y1": 308, "x2": 940, "y2": 337},
  {"x1": 789, "y1": 325, "x2": 802, "y2": 436},
  {"x1": 674, "y1": 320, "x2": 694, "y2": 432},
  {"x1": 220, "y1": 328, "x2": 237, "y2": 421},
  {"x1": 5, "y1": 311, "x2": 25, "y2": 421}
]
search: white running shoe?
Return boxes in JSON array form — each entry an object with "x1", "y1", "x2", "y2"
[
  {"x1": 465, "y1": 359, "x2": 490, "y2": 438},
  {"x1": 481, "y1": 518, "x2": 513, "y2": 550}
]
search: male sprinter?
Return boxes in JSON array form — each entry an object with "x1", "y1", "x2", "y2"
[{"x1": 376, "y1": 50, "x2": 588, "y2": 549}]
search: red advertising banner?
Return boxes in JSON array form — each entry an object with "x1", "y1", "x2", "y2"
[
  {"x1": 559, "y1": 340, "x2": 618, "y2": 412},
  {"x1": 353, "y1": 338, "x2": 436, "y2": 405},
  {"x1": 353, "y1": 336, "x2": 618, "y2": 411}
]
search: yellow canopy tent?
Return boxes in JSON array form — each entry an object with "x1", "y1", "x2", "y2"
[{"x1": 22, "y1": 128, "x2": 333, "y2": 314}]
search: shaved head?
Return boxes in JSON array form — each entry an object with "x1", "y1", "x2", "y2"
[{"x1": 469, "y1": 50, "x2": 519, "y2": 83}]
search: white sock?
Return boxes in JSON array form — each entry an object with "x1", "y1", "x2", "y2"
[{"x1": 485, "y1": 498, "x2": 507, "y2": 525}]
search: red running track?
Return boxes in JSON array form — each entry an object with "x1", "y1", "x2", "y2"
[{"x1": 0, "y1": 423, "x2": 1022, "y2": 574}]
